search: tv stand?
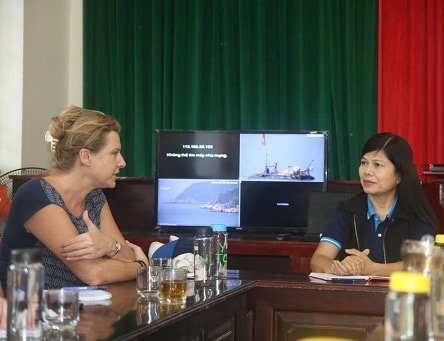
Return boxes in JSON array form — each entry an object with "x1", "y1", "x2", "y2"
[
  {"x1": 124, "y1": 230, "x2": 318, "y2": 273},
  {"x1": 231, "y1": 226, "x2": 307, "y2": 235}
]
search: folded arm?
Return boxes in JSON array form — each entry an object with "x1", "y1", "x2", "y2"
[
  {"x1": 25, "y1": 204, "x2": 147, "y2": 285},
  {"x1": 60, "y1": 203, "x2": 136, "y2": 262},
  {"x1": 310, "y1": 242, "x2": 340, "y2": 274},
  {"x1": 341, "y1": 248, "x2": 403, "y2": 276},
  {"x1": 311, "y1": 242, "x2": 403, "y2": 276}
]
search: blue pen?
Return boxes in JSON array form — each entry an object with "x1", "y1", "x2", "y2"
[
  {"x1": 63, "y1": 285, "x2": 107, "y2": 290},
  {"x1": 331, "y1": 278, "x2": 367, "y2": 284}
]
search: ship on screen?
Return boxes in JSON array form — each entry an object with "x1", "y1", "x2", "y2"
[{"x1": 249, "y1": 160, "x2": 315, "y2": 180}]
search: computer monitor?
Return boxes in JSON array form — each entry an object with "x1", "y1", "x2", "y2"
[{"x1": 155, "y1": 130, "x2": 328, "y2": 234}]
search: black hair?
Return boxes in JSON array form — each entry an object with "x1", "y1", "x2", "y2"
[{"x1": 361, "y1": 132, "x2": 437, "y2": 230}]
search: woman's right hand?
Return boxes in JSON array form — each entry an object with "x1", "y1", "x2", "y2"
[{"x1": 61, "y1": 211, "x2": 115, "y2": 261}]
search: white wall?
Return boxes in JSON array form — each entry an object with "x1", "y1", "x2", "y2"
[
  {"x1": 0, "y1": 0, "x2": 24, "y2": 173},
  {"x1": 0, "y1": 0, "x2": 83, "y2": 174},
  {"x1": 68, "y1": 0, "x2": 83, "y2": 107}
]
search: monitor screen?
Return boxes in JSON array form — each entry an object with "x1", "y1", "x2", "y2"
[{"x1": 155, "y1": 130, "x2": 328, "y2": 234}]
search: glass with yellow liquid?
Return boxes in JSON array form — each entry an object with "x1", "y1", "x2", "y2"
[{"x1": 159, "y1": 268, "x2": 187, "y2": 305}]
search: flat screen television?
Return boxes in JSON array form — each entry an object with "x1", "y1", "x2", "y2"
[{"x1": 155, "y1": 130, "x2": 328, "y2": 234}]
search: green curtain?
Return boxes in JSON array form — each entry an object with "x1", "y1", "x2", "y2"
[{"x1": 83, "y1": 0, "x2": 377, "y2": 180}]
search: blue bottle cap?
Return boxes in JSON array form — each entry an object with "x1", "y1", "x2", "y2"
[{"x1": 211, "y1": 224, "x2": 227, "y2": 232}]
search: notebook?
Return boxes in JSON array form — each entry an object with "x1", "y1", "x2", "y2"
[{"x1": 309, "y1": 272, "x2": 390, "y2": 283}]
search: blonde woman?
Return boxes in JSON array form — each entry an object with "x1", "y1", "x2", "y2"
[{"x1": 0, "y1": 106, "x2": 149, "y2": 291}]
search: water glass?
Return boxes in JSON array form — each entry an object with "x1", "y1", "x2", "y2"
[
  {"x1": 136, "y1": 266, "x2": 160, "y2": 300},
  {"x1": 43, "y1": 289, "x2": 79, "y2": 336},
  {"x1": 159, "y1": 268, "x2": 187, "y2": 305}
]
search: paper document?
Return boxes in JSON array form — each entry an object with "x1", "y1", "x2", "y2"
[{"x1": 309, "y1": 272, "x2": 390, "y2": 283}]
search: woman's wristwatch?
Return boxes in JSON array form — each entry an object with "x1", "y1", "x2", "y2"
[{"x1": 109, "y1": 240, "x2": 121, "y2": 257}]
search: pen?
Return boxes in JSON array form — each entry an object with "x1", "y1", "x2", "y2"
[
  {"x1": 330, "y1": 278, "x2": 367, "y2": 284},
  {"x1": 63, "y1": 286, "x2": 108, "y2": 290}
]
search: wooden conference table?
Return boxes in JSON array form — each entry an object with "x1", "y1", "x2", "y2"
[{"x1": 72, "y1": 270, "x2": 388, "y2": 340}]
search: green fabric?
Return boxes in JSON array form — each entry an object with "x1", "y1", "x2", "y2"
[{"x1": 84, "y1": 0, "x2": 377, "y2": 179}]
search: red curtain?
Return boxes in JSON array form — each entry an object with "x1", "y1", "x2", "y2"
[{"x1": 378, "y1": 0, "x2": 444, "y2": 177}]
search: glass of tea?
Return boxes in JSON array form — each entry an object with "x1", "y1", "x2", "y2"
[{"x1": 159, "y1": 268, "x2": 187, "y2": 305}]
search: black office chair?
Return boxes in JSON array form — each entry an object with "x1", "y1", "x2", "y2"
[
  {"x1": 304, "y1": 191, "x2": 357, "y2": 239},
  {"x1": 0, "y1": 167, "x2": 47, "y2": 241}
]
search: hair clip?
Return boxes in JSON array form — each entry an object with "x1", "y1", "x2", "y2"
[{"x1": 45, "y1": 131, "x2": 59, "y2": 151}]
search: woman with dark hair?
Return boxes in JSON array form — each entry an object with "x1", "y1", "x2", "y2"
[{"x1": 310, "y1": 132, "x2": 437, "y2": 276}]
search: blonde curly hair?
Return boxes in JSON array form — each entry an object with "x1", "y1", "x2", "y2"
[{"x1": 48, "y1": 106, "x2": 121, "y2": 170}]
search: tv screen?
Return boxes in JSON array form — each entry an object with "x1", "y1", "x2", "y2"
[{"x1": 155, "y1": 130, "x2": 328, "y2": 234}]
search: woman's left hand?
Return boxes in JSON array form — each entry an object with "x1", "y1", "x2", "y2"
[
  {"x1": 125, "y1": 240, "x2": 151, "y2": 265},
  {"x1": 61, "y1": 210, "x2": 115, "y2": 261},
  {"x1": 332, "y1": 249, "x2": 372, "y2": 275}
]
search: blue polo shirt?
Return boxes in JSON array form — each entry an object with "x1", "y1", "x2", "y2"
[
  {"x1": 361, "y1": 197, "x2": 396, "y2": 262},
  {"x1": 368, "y1": 196, "x2": 396, "y2": 231},
  {"x1": 320, "y1": 195, "x2": 412, "y2": 263}
]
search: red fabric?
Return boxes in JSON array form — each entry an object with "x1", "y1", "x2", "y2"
[{"x1": 378, "y1": 0, "x2": 444, "y2": 178}]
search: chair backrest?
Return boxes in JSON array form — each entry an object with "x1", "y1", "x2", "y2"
[
  {"x1": 0, "y1": 168, "x2": 47, "y2": 240},
  {"x1": 305, "y1": 191, "x2": 356, "y2": 236}
]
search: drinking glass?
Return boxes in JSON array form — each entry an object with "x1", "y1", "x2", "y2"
[
  {"x1": 159, "y1": 268, "x2": 187, "y2": 305},
  {"x1": 136, "y1": 266, "x2": 160, "y2": 300}
]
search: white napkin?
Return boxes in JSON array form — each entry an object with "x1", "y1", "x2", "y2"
[
  {"x1": 148, "y1": 241, "x2": 164, "y2": 259},
  {"x1": 169, "y1": 235, "x2": 179, "y2": 242},
  {"x1": 172, "y1": 253, "x2": 196, "y2": 275},
  {"x1": 79, "y1": 290, "x2": 112, "y2": 306}
]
